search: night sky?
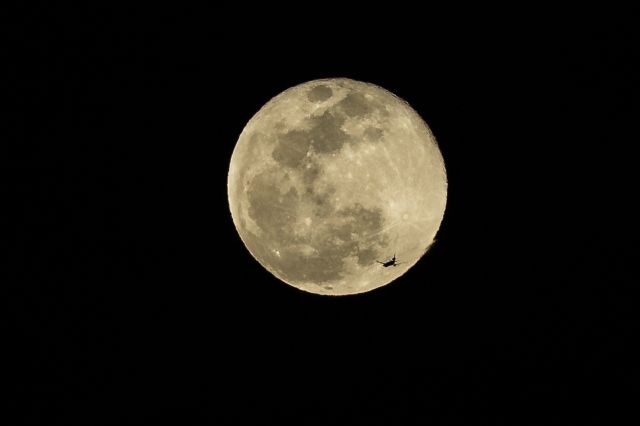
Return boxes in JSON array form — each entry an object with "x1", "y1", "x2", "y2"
[{"x1": 6, "y1": 7, "x2": 636, "y2": 425}]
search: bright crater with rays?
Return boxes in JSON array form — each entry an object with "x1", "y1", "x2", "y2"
[{"x1": 228, "y1": 78, "x2": 447, "y2": 295}]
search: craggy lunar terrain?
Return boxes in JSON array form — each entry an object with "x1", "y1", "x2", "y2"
[{"x1": 228, "y1": 78, "x2": 447, "y2": 295}]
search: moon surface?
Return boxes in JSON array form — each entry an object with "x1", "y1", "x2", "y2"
[{"x1": 228, "y1": 78, "x2": 447, "y2": 295}]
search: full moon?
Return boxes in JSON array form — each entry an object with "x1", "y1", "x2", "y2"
[{"x1": 228, "y1": 78, "x2": 447, "y2": 295}]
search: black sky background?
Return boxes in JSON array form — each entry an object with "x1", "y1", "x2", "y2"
[{"x1": 5, "y1": 7, "x2": 637, "y2": 425}]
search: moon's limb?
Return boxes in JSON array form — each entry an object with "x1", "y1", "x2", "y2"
[{"x1": 228, "y1": 78, "x2": 447, "y2": 295}]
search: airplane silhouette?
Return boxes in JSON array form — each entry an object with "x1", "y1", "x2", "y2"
[{"x1": 377, "y1": 254, "x2": 401, "y2": 267}]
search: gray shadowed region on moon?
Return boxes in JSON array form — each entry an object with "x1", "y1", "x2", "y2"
[{"x1": 227, "y1": 78, "x2": 447, "y2": 296}]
